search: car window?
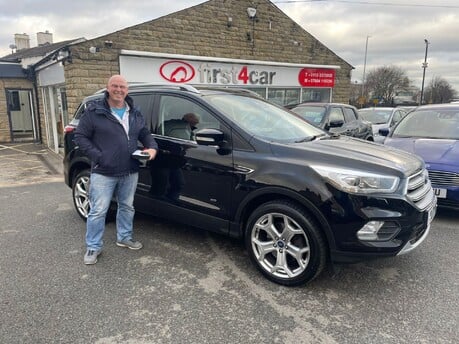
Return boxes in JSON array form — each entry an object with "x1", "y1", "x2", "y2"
[
  {"x1": 72, "y1": 98, "x2": 98, "y2": 124},
  {"x1": 358, "y1": 109, "x2": 391, "y2": 124},
  {"x1": 73, "y1": 103, "x2": 86, "y2": 120},
  {"x1": 155, "y1": 95, "x2": 220, "y2": 141},
  {"x1": 391, "y1": 110, "x2": 403, "y2": 126},
  {"x1": 205, "y1": 94, "x2": 324, "y2": 142},
  {"x1": 329, "y1": 107, "x2": 345, "y2": 123},
  {"x1": 343, "y1": 107, "x2": 357, "y2": 122},
  {"x1": 291, "y1": 106, "x2": 326, "y2": 124},
  {"x1": 130, "y1": 93, "x2": 154, "y2": 131},
  {"x1": 393, "y1": 109, "x2": 459, "y2": 139}
]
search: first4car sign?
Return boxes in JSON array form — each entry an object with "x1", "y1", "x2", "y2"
[
  {"x1": 198, "y1": 64, "x2": 277, "y2": 85},
  {"x1": 120, "y1": 53, "x2": 338, "y2": 88}
]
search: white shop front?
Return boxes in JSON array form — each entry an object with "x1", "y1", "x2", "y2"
[{"x1": 120, "y1": 50, "x2": 340, "y2": 107}]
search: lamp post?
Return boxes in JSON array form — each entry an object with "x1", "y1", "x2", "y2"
[
  {"x1": 420, "y1": 39, "x2": 429, "y2": 105},
  {"x1": 361, "y1": 35, "x2": 370, "y2": 98}
]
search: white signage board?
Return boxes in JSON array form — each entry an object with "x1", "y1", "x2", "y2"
[{"x1": 120, "y1": 51, "x2": 339, "y2": 88}]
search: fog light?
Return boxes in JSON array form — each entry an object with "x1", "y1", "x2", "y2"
[{"x1": 357, "y1": 221, "x2": 384, "y2": 241}]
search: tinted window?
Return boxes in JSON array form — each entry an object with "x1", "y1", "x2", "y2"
[
  {"x1": 130, "y1": 93, "x2": 154, "y2": 131},
  {"x1": 130, "y1": 93, "x2": 153, "y2": 114},
  {"x1": 155, "y1": 95, "x2": 220, "y2": 141}
]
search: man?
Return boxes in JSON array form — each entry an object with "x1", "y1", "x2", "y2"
[
  {"x1": 162, "y1": 112, "x2": 200, "y2": 140},
  {"x1": 74, "y1": 75, "x2": 158, "y2": 265}
]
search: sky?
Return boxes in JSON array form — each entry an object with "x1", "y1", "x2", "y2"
[{"x1": 1, "y1": 0, "x2": 458, "y2": 93}]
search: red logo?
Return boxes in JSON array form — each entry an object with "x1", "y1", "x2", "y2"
[{"x1": 159, "y1": 61, "x2": 195, "y2": 83}]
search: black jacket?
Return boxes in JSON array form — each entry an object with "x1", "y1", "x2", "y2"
[{"x1": 74, "y1": 92, "x2": 158, "y2": 176}]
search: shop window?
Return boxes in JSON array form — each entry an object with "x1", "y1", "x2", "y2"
[
  {"x1": 301, "y1": 88, "x2": 331, "y2": 103},
  {"x1": 245, "y1": 87, "x2": 267, "y2": 99},
  {"x1": 268, "y1": 88, "x2": 300, "y2": 107}
]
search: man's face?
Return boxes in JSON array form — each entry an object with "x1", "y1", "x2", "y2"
[{"x1": 107, "y1": 77, "x2": 128, "y2": 103}]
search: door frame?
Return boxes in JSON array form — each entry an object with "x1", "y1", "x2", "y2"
[{"x1": 5, "y1": 88, "x2": 39, "y2": 143}]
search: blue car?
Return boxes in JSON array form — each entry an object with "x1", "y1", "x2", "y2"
[{"x1": 383, "y1": 104, "x2": 459, "y2": 209}]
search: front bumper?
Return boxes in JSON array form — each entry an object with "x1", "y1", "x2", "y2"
[
  {"x1": 328, "y1": 190, "x2": 437, "y2": 263},
  {"x1": 397, "y1": 198, "x2": 436, "y2": 255}
]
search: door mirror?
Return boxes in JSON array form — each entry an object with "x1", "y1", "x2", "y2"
[
  {"x1": 379, "y1": 128, "x2": 390, "y2": 136},
  {"x1": 328, "y1": 119, "x2": 344, "y2": 128},
  {"x1": 195, "y1": 128, "x2": 225, "y2": 146}
]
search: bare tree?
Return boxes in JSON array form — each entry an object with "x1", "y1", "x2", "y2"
[
  {"x1": 365, "y1": 66, "x2": 410, "y2": 105},
  {"x1": 425, "y1": 76, "x2": 457, "y2": 104}
]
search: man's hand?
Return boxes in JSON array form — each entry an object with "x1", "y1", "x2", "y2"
[{"x1": 143, "y1": 148, "x2": 158, "y2": 160}]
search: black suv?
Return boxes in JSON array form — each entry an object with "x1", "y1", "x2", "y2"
[
  {"x1": 64, "y1": 85, "x2": 436, "y2": 286},
  {"x1": 290, "y1": 102, "x2": 374, "y2": 141}
]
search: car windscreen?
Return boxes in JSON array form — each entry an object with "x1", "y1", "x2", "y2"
[
  {"x1": 358, "y1": 109, "x2": 392, "y2": 124},
  {"x1": 392, "y1": 108, "x2": 459, "y2": 140},
  {"x1": 291, "y1": 106, "x2": 326, "y2": 125},
  {"x1": 204, "y1": 94, "x2": 325, "y2": 142}
]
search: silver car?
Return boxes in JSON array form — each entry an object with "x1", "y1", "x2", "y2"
[{"x1": 358, "y1": 107, "x2": 408, "y2": 142}]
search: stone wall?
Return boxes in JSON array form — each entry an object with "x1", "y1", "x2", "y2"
[
  {"x1": 64, "y1": 0, "x2": 352, "y2": 115},
  {"x1": 0, "y1": 78, "x2": 35, "y2": 142}
]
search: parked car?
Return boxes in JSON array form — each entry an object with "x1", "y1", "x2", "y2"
[
  {"x1": 397, "y1": 106, "x2": 417, "y2": 114},
  {"x1": 382, "y1": 104, "x2": 459, "y2": 209},
  {"x1": 64, "y1": 85, "x2": 436, "y2": 286},
  {"x1": 358, "y1": 107, "x2": 408, "y2": 143},
  {"x1": 290, "y1": 103, "x2": 374, "y2": 141}
]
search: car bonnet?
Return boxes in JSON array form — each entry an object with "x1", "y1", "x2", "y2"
[{"x1": 384, "y1": 138, "x2": 459, "y2": 167}]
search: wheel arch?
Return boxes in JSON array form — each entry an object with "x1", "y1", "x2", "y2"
[
  {"x1": 230, "y1": 187, "x2": 335, "y2": 250},
  {"x1": 69, "y1": 159, "x2": 91, "y2": 186}
]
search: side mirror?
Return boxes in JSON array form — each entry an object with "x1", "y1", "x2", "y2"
[
  {"x1": 195, "y1": 128, "x2": 225, "y2": 146},
  {"x1": 328, "y1": 119, "x2": 344, "y2": 129},
  {"x1": 379, "y1": 128, "x2": 390, "y2": 137}
]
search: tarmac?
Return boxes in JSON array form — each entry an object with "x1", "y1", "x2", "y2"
[{"x1": 0, "y1": 142, "x2": 64, "y2": 187}]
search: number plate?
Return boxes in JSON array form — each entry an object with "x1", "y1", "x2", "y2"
[{"x1": 433, "y1": 188, "x2": 447, "y2": 198}]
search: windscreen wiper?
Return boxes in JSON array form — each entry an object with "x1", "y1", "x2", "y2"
[{"x1": 294, "y1": 134, "x2": 327, "y2": 143}]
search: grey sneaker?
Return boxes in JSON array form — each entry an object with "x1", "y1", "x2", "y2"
[
  {"x1": 116, "y1": 239, "x2": 143, "y2": 250},
  {"x1": 84, "y1": 249, "x2": 101, "y2": 265}
]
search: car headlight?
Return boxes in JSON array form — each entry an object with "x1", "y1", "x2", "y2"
[{"x1": 311, "y1": 165, "x2": 399, "y2": 194}]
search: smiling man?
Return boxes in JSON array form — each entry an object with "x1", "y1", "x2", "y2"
[{"x1": 74, "y1": 75, "x2": 158, "y2": 265}]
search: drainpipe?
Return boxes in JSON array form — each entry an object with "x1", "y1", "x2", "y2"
[{"x1": 26, "y1": 66, "x2": 42, "y2": 144}]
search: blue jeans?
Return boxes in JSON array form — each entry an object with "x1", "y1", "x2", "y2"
[{"x1": 86, "y1": 172, "x2": 139, "y2": 250}]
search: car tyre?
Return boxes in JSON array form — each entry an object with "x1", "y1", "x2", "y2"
[
  {"x1": 72, "y1": 169, "x2": 91, "y2": 220},
  {"x1": 72, "y1": 169, "x2": 116, "y2": 222},
  {"x1": 245, "y1": 200, "x2": 327, "y2": 286}
]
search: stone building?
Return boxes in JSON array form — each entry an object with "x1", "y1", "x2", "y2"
[
  {"x1": 0, "y1": 37, "x2": 84, "y2": 143},
  {"x1": 0, "y1": 0, "x2": 353, "y2": 152}
]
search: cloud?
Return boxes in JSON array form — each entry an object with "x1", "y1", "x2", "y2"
[
  {"x1": 283, "y1": 0, "x2": 459, "y2": 91},
  {"x1": 1, "y1": 0, "x2": 458, "y2": 92}
]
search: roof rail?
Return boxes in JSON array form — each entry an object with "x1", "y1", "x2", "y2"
[
  {"x1": 94, "y1": 83, "x2": 200, "y2": 94},
  {"x1": 195, "y1": 85, "x2": 262, "y2": 98},
  {"x1": 127, "y1": 83, "x2": 200, "y2": 94}
]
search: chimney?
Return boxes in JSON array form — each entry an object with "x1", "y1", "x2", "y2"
[
  {"x1": 37, "y1": 30, "x2": 53, "y2": 46},
  {"x1": 14, "y1": 33, "x2": 30, "y2": 50}
]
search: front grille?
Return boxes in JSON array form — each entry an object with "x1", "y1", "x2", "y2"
[
  {"x1": 428, "y1": 170, "x2": 459, "y2": 187},
  {"x1": 437, "y1": 198, "x2": 459, "y2": 209},
  {"x1": 406, "y1": 169, "x2": 435, "y2": 211}
]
